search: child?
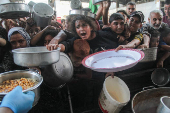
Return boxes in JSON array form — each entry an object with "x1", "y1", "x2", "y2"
[
  {"x1": 149, "y1": 29, "x2": 160, "y2": 48},
  {"x1": 115, "y1": 11, "x2": 144, "y2": 51},
  {"x1": 59, "y1": 14, "x2": 125, "y2": 53},
  {"x1": 69, "y1": 39, "x2": 92, "y2": 79},
  {"x1": 157, "y1": 28, "x2": 170, "y2": 67}
]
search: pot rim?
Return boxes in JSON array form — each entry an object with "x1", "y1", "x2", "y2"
[
  {"x1": 12, "y1": 47, "x2": 61, "y2": 54},
  {"x1": 131, "y1": 87, "x2": 170, "y2": 113}
]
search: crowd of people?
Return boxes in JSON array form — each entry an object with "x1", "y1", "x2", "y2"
[{"x1": 0, "y1": 0, "x2": 170, "y2": 112}]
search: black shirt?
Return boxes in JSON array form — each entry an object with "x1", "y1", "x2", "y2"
[{"x1": 61, "y1": 28, "x2": 120, "y2": 54}]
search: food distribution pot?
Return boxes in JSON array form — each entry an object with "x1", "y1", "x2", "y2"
[
  {"x1": 32, "y1": 3, "x2": 54, "y2": 27},
  {"x1": 0, "y1": 3, "x2": 30, "y2": 19},
  {"x1": 132, "y1": 87, "x2": 170, "y2": 113},
  {"x1": 0, "y1": 70, "x2": 43, "y2": 106},
  {"x1": 42, "y1": 52, "x2": 73, "y2": 88},
  {"x1": 12, "y1": 47, "x2": 60, "y2": 67}
]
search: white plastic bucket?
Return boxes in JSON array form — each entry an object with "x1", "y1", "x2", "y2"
[
  {"x1": 157, "y1": 96, "x2": 170, "y2": 113},
  {"x1": 98, "y1": 76, "x2": 130, "y2": 113}
]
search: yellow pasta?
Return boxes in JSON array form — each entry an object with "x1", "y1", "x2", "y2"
[{"x1": 0, "y1": 78, "x2": 38, "y2": 93}]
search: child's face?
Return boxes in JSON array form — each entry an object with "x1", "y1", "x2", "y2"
[
  {"x1": 10, "y1": 33, "x2": 27, "y2": 50},
  {"x1": 163, "y1": 33, "x2": 170, "y2": 45},
  {"x1": 69, "y1": 52, "x2": 86, "y2": 67},
  {"x1": 128, "y1": 16, "x2": 142, "y2": 33},
  {"x1": 150, "y1": 36, "x2": 160, "y2": 47},
  {"x1": 110, "y1": 19, "x2": 124, "y2": 34},
  {"x1": 44, "y1": 35, "x2": 53, "y2": 46},
  {"x1": 75, "y1": 20, "x2": 93, "y2": 40}
]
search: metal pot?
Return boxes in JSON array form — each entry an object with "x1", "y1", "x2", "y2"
[
  {"x1": 0, "y1": 3, "x2": 30, "y2": 19},
  {"x1": 32, "y1": 3, "x2": 54, "y2": 27},
  {"x1": 132, "y1": 87, "x2": 170, "y2": 113},
  {"x1": 12, "y1": 47, "x2": 60, "y2": 67},
  {"x1": 69, "y1": 9, "x2": 96, "y2": 19},
  {"x1": 138, "y1": 47, "x2": 158, "y2": 62},
  {"x1": 151, "y1": 68, "x2": 170, "y2": 86},
  {"x1": 42, "y1": 52, "x2": 73, "y2": 88},
  {"x1": 0, "y1": 70, "x2": 43, "y2": 106}
]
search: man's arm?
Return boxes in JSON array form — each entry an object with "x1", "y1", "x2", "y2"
[
  {"x1": 115, "y1": 39, "x2": 141, "y2": 52},
  {"x1": 137, "y1": 34, "x2": 150, "y2": 49}
]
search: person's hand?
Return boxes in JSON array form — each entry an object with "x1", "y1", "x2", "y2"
[
  {"x1": 105, "y1": 72, "x2": 114, "y2": 78},
  {"x1": 118, "y1": 35, "x2": 125, "y2": 43},
  {"x1": 46, "y1": 38, "x2": 59, "y2": 51},
  {"x1": 115, "y1": 45, "x2": 126, "y2": 52},
  {"x1": 157, "y1": 60, "x2": 164, "y2": 68},
  {"x1": 137, "y1": 44, "x2": 149, "y2": 49},
  {"x1": 0, "y1": 86, "x2": 35, "y2": 113},
  {"x1": 50, "y1": 20, "x2": 63, "y2": 29}
]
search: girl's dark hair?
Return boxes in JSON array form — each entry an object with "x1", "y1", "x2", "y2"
[
  {"x1": 37, "y1": 29, "x2": 59, "y2": 46},
  {"x1": 161, "y1": 28, "x2": 170, "y2": 38},
  {"x1": 109, "y1": 13, "x2": 124, "y2": 24},
  {"x1": 11, "y1": 31, "x2": 20, "y2": 36},
  {"x1": 151, "y1": 29, "x2": 160, "y2": 38},
  {"x1": 70, "y1": 15, "x2": 97, "y2": 37},
  {"x1": 117, "y1": 10, "x2": 130, "y2": 19}
]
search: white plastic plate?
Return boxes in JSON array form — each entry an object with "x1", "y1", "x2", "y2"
[{"x1": 82, "y1": 48, "x2": 144, "y2": 72}]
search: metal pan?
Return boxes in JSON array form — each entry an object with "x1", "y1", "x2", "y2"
[
  {"x1": 0, "y1": 3, "x2": 30, "y2": 19},
  {"x1": 69, "y1": 9, "x2": 96, "y2": 19},
  {"x1": 42, "y1": 52, "x2": 73, "y2": 88},
  {"x1": 12, "y1": 47, "x2": 60, "y2": 67}
]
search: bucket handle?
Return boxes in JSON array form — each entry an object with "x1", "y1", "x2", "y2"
[{"x1": 143, "y1": 86, "x2": 155, "y2": 91}]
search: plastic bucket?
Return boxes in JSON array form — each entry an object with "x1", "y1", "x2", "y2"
[
  {"x1": 98, "y1": 76, "x2": 130, "y2": 113},
  {"x1": 157, "y1": 96, "x2": 170, "y2": 113}
]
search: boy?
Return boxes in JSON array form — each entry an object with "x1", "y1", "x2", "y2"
[
  {"x1": 149, "y1": 29, "x2": 160, "y2": 48},
  {"x1": 115, "y1": 11, "x2": 144, "y2": 51},
  {"x1": 157, "y1": 28, "x2": 170, "y2": 67}
]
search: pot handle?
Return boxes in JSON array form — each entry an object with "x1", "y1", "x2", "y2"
[{"x1": 143, "y1": 86, "x2": 155, "y2": 91}]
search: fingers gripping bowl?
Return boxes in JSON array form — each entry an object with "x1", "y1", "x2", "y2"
[{"x1": 0, "y1": 70, "x2": 43, "y2": 106}]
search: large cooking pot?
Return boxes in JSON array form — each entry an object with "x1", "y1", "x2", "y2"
[
  {"x1": 132, "y1": 87, "x2": 170, "y2": 113},
  {"x1": 0, "y1": 70, "x2": 43, "y2": 106},
  {"x1": 0, "y1": 3, "x2": 30, "y2": 19},
  {"x1": 32, "y1": 3, "x2": 54, "y2": 27},
  {"x1": 12, "y1": 47, "x2": 60, "y2": 67},
  {"x1": 42, "y1": 52, "x2": 73, "y2": 88},
  {"x1": 69, "y1": 9, "x2": 96, "y2": 19},
  {"x1": 138, "y1": 47, "x2": 157, "y2": 62}
]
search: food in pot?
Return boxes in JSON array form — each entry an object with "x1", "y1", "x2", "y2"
[{"x1": 0, "y1": 78, "x2": 38, "y2": 93}]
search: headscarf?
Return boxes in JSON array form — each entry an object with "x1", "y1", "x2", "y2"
[{"x1": 8, "y1": 27, "x2": 31, "y2": 47}]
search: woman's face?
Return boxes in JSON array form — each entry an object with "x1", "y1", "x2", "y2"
[
  {"x1": 75, "y1": 20, "x2": 93, "y2": 40},
  {"x1": 10, "y1": 33, "x2": 27, "y2": 49},
  {"x1": 44, "y1": 35, "x2": 53, "y2": 46}
]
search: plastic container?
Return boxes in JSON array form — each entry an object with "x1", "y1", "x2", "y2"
[
  {"x1": 157, "y1": 96, "x2": 170, "y2": 113},
  {"x1": 98, "y1": 76, "x2": 130, "y2": 113}
]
